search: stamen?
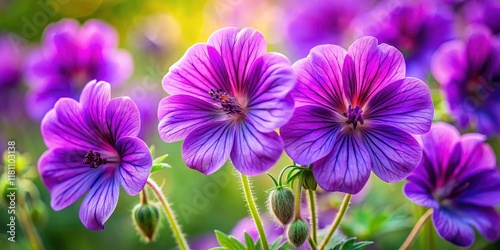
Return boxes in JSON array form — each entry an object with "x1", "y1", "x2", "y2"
[
  {"x1": 209, "y1": 89, "x2": 243, "y2": 115},
  {"x1": 82, "y1": 150, "x2": 108, "y2": 168},
  {"x1": 343, "y1": 105, "x2": 364, "y2": 130}
]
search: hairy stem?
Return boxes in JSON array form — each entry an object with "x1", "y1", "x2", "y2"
[
  {"x1": 307, "y1": 189, "x2": 318, "y2": 244},
  {"x1": 146, "y1": 179, "x2": 190, "y2": 250},
  {"x1": 294, "y1": 177, "x2": 303, "y2": 219},
  {"x1": 318, "y1": 194, "x2": 352, "y2": 250},
  {"x1": 239, "y1": 174, "x2": 269, "y2": 250},
  {"x1": 18, "y1": 195, "x2": 44, "y2": 250},
  {"x1": 400, "y1": 208, "x2": 434, "y2": 250}
]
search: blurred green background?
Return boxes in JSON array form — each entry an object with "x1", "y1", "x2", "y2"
[{"x1": 0, "y1": 0, "x2": 499, "y2": 249}]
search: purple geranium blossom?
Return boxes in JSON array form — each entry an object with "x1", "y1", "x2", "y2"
[
  {"x1": 158, "y1": 27, "x2": 296, "y2": 175},
  {"x1": 38, "y1": 80, "x2": 152, "y2": 230},
  {"x1": 432, "y1": 25, "x2": 500, "y2": 135},
  {"x1": 25, "y1": 18, "x2": 133, "y2": 120},
  {"x1": 404, "y1": 122, "x2": 500, "y2": 247},
  {"x1": 462, "y1": 0, "x2": 500, "y2": 34},
  {"x1": 281, "y1": 37, "x2": 434, "y2": 194},
  {"x1": 354, "y1": 0, "x2": 454, "y2": 79}
]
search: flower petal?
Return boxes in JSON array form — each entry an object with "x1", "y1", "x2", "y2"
[
  {"x1": 163, "y1": 44, "x2": 231, "y2": 102},
  {"x1": 105, "y1": 97, "x2": 141, "y2": 141},
  {"x1": 207, "y1": 27, "x2": 267, "y2": 92},
  {"x1": 312, "y1": 131, "x2": 371, "y2": 194},
  {"x1": 158, "y1": 95, "x2": 226, "y2": 143},
  {"x1": 431, "y1": 41, "x2": 466, "y2": 86},
  {"x1": 465, "y1": 25, "x2": 492, "y2": 74},
  {"x1": 80, "y1": 80, "x2": 111, "y2": 133},
  {"x1": 452, "y1": 133, "x2": 496, "y2": 177},
  {"x1": 79, "y1": 170, "x2": 119, "y2": 230},
  {"x1": 343, "y1": 37, "x2": 405, "y2": 106},
  {"x1": 246, "y1": 93, "x2": 295, "y2": 133},
  {"x1": 231, "y1": 121, "x2": 284, "y2": 175},
  {"x1": 432, "y1": 208, "x2": 475, "y2": 247},
  {"x1": 364, "y1": 77, "x2": 433, "y2": 134},
  {"x1": 281, "y1": 105, "x2": 342, "y2": 165},
  {"x1": 182, "y1": 121, "x2": 236, "y2": 175},
  {"x1": 455, "y1": 168, "x2": 500, "y2": 207},
  {"x1": 80, "y1": 19, "x2": 118, "y2": 49},
  {"x1": 26, "y1": 82, "x2": 71, "y2": 120},
  {"x1": 457, "y1": 204, "x2": 500, "y2": 242},
  {"x1": 403, "y1": 182, "x2": 439, "y2": 209},
  {"x1": 115, "y1": 136, "x2": 153, "y2": 196},
  {"x1": 41, "y1": 98, "x2": 109, "y2": 151},
  {"x1": 361, "y1": 125, "x2": 421, "y2": 182},
  {"x1": 99, "y1": 49, "x2": 134, "y2": 85},
  {"x1": 292, "y1": 44, "x2": 347, "y2": 110},
  {"x1": 38, "y1": 148, "x2": 101, "y2": 210}
]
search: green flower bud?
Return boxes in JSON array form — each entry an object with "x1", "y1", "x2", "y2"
[
  {"x1": 268, "y1": 187, "x2": 295, "y2": 225},
  {"x1": 299, "y1": 169, "x2": 317, "y2": 191},
  {"x1": 132, "y1": 203, "x2": 160, "y2": 242},
  {"x1": 287, "y1": 219, "x2": 309, "y2": 247}
]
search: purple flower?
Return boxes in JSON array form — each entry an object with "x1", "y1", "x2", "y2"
[
  {"x1": 25, "y1": 19, "x2": 133, "y2": 120},
  {"x1": 404, "y1": 122, "x2": 500, "y2": 247},
  {"x1": 284, "y1": 0, "x2": 375, "y2": 60},
  {"x1": 432, "y1": 25, "x2": 500, "y2": 135},
  {"x1": 158, "y1": 27, "x2": 296, "y2": 175},
  {"x1": 0, "y1": 34, "x2": 27, "y2": 122},
  {"x1": 354, "y1": 0, "x2": 454, "y2": 79},
  {"x1": 281, "y1": 37, "x2": 434, "y2": 194},
  {"x1": 38, "y1": 80, "x2": 152, "y2": 230},
  {"x1": 463, "y1": 0, "x2": 500, "y2": 34}
]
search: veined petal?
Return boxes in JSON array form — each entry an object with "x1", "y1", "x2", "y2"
[
  {"x1": 292, "y1": 44, "x2": 347, "y2": 111},
  {"x1": 458, "y1": 204, "x2": 500, "y2": 242},
  {"x1": 182, "y1": 121, "x2": 236, "y2": 175},
  {"x1": 455, "y1": 168, "x2": 500, "y2": 207},
  {"x1": 432, "y1": 208, "x2": 475, "y2": 247},
  {"x1": 105, "y1": 97, "x2": 141, "y2": 142},
  {"x1": 281, "y1": 105, "x2": 342, "y2": 165},
  {"x1": 361, "y1": 125, "x2": 421, "y2": 182},
  {"x1": 312, "y1": 131, "x2": 371, "y2": 194},
  {"x1": 163, "y1": 44, "x2": 231, "y2": 102},
  {"x1": 79, "y1": 170, "x2": 119, "y2": 230},
  {"x1": 451, "y1": 133, "x2": 496, "y2": 178},
  {"x1": 115, "y1": 137, "x2": 153, "y2": 196},
  {"x1": 158, "y1": 95, "x2": 226, "y2": 143},
  {"x1": 343, "y1": 37, "x2": 405, "y2": 106},
  {"x1": 246, "y1": 93, "x2": 295, "y2": 133},
  {"x1": 231, "y1": 121, "x2": 283, "y2": 175},
  {"x1": 38, "y1": 148, "x2": 101, "y2": 210},
  {"x1": 207, "y1": 27, "x2": 267, "y2": 92},
  {"x1": 364, "y1": 77, "x2": 433, "y2": 135},
  {"x1": 41, "y1": 99, "x2": 109, "y2": 151},
  {"x1": 403, "y1": 182, "x2": 439, "y2": 209},
  {"x1": 80, "y1": 80, "x2": 111, "y2": 133},
  {"x1": 244, "y1": 52, "x2": 295, "y2": 102}
]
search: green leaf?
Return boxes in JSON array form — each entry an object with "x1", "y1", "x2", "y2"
[
  {"x1": 153, "y1": 153, "x2": 169, "y2": 165},
  {"x1": 214, "y1": 230, "x2": 246, "y2": 250},
  {"x1": 150, "y1": 163, "x2": 171, "y2": 173},
  {"x1": 244, "y1": 233, "x2": 256, "y2": 249},
  {"x1": 350, "y1": 241, "x2": 373, "y2": 250},
  {"x1": 149, "y1": 145, "x2": 156, "y2": 157},
  {"x1": 331, "y1": 237, "x2": 373, "y2": 250}
]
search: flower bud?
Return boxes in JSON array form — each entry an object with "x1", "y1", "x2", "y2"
[
  {"x1": 132, "y1": 203, "x2": 160, "y2": 242},
  {"x1": 268, "y1": 187, "x2": 295, "y2": 225},
  {"x1": 299, "y1": 169, "x2": 317, "y2": 191},
  {"x1": 287, "y1": 219, "x2": 309, "y2": 247}
]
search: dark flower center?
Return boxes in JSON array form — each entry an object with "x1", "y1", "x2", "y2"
[
  {"x1": 433, "y1": 180, "x2": 470, "y2": 205},
  {"x1": 209, "y1": 89, "x2": 243, "y2": 115},
  {"x1": 82, "y1": 150, "x2": 108, "y2": 168},
  {"x1": 343, "y1": 105, "x2": 364, "y2": 130}
]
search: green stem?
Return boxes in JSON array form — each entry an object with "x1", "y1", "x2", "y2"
[
  {"x1": 140, "y1": 188, "x2": 148, "y2": 205},
  {"x1": 18, "y1": 195, "x2": 44, "y2": 250},
  {"x1": 318, "y1": 194, "x2": 352, "y2": 250},
  {"x1": 308, "y1": 237, "x2": 318, "y2": 250},
  {"x1": 400, "y1": 208, "x2": 434, "y2": 250},
  {"x1": 146, "y1": 179, "x2": 190, "y2": 250},
  {"x1": 307, "y1": 189, "x2": 317, "y2": 244},
  {"x1": 294, "y1": 176, "x2": 303, "y2": 219},
  {"x1": 239, "y1": 174, "x2": 269, "y2": 250}
]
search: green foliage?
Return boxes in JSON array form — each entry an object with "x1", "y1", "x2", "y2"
[
  {"x1": 149, "y1": 145, "x2": 171, "y2": 173},
  {"x1": 211, "y1": 231, "x2": 289, "y2": 250},
  {"x1": 331, "y1": 237, "x2": 373, "y2": 250}
]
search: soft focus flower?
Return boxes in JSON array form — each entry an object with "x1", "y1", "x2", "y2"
[
  {"x1": 0, "y1": 34, "x2": 26, "y2": 122},
  {"x1": 432, "y1": 25, "x2": 500, "y2": 135},
  {"x1": 25, "y1": 19, "x2": 133, "y2": 120},
  {"x1": 284, "y1": 0, "x2": 375, "y2": 60},
  {"x1": 281, "y1": 37, "x2": 434, "y2": 194},
  {"x1": 463, "y1": 0, "x2": 500, "y2": 34},
  {"x1": 158, "y1": 27, "x2": 296, "y2": 175},
  {"x1": 404, "y1": 122, "x2": 500, "y2": 247},
  {"x1": 38, "y1": 80, "x2": 152, "y2": 230},
  {"x1": 355, "y1": 0, "x2": 454, "y2": 78}
]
